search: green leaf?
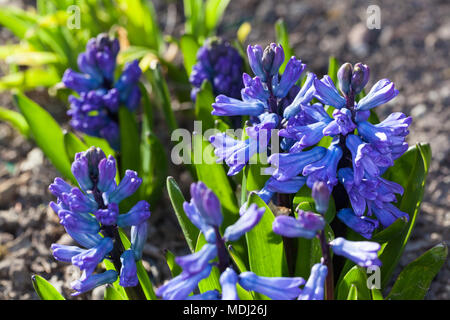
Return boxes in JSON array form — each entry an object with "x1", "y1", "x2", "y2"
[
  {"x1": 274, "y1": 19, "x2": 293, "y2": 74},
  {"x1": 347, "y1": 284, "x2": 358, "y2": 300},
  {"x1": 6, "y1": 51, "x2": 61, "y2": 66},
  {"x1": 327, "y1": 56, "x2": 339, "y2": 85},
  {"x1": 103, "y1": 259, "x2": 128, "y2": 298},
  {"x1": 0, "y1": 67, "x2": 60, "y2": 91},
  {"x1": 166, "y1": 176, "x2": 200, "y2": 252},
  {"x1": 195, "y1": 80, "x2": 216, "y2": 130},
  {"x1": 386, "y1": 242, "x2": 447, "y2": 300},
  {"x1": 13, "y1": 92, "x2": 73, "y2": 182},
  {"x1": 146, "y1": 64, "x2": 178, "y2": 132},
  {"x1": 293, "y1": 185, "x2": 336, "y2": 224},
  {"x1": 165, "y1": 249, "x2": 183, "y2": 278},
  {"x1": 0, "y1": 106, "x2": 30, "y2": 137},
  {"x1": 371, "y1": 287, "x2": 384, "y2": 300},
  {"x1": 104, "y1": 285, "x2": 126, "y2": 300},
  {"x1": 31, "y1": 275, "x2": 65, "y2": 300},
  {"x1": 183, "y1": 0, "x2": 206, "y2": 41},
  {"x1": 205, "y1": 0, "x2": 230, "y2": 34},
  {"x1": 193, "y1": 132, "x2": 240, "y2": 228},
  {"x1": 336, "y1": 265, "x2": 371, "y2": 300},
  {"x1": 0, "y1": 7, "x2": 38, "y2": 40},
  {"x1": 63, "y1": 131, "x2": 88, "y2": 163},
  {"x1": 379, "y1": 143, "x2": 431, "y2": 287},
  {"x1": 180, "y1": 34, "x2": 200, "y2": 77},
  {"x1": 245, "y1": 193, "x2": 288, "y2": 279}
]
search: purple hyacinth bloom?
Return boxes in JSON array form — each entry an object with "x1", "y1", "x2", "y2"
[
  {"x1": 282, "y1": 72, "x2": 316, "y2": 119},
  {"x1": 66, "y1": 187, "x2": 98, "y2": 215},
  {"x1": 223, "y1": 203, "x2": 265, "y2": 241},
  {"x1": 175, "y1": 244, "x2": 217, "y2": 275},
  {"x1": 337, "y1": 208, "x2": 379, "y2": 239},
  {"x1": 357, "y1": 112, "x2": 411, "y2": 156},
  {"x1": 350, "y1": 63, "x2": 370, "y2": 95},
  {"x1": 272, "y1": 56, "x2": 306, "y2": 98},
  {"x1": 117, "y1": 200, "x2": 151, "y2": 227},
  {"x1": 297, "y1": 263, "x2": 328, "y2": 300},
  {"x1": 71, "y1": 237, "x2": 114, "y2": 275},
  {"x1": 323, "y1": 108, "x2": 356, "y2": 136},
  {"x1": 71, "y1": 270, "x2": 118, "y2": 296},
  {"x1": 119, "y1": 250, "x2": 139, "y2": 287},
  {"x1": 51, "y1": 244, "x2": 85, "y2": 263},
  {"x1": 190, "y1": 182, "x2": 223, "y2": 227},
  {"x1": 186, "y1": 290, "x2": 221, "y2": 300},
  {"x1": 273, "y1": 210, "x2": 325, "y2": 239},
  {"x1": 97, "y1": 155, "x2": 117, "y2": 193},
  {"x1": 257, "y1": 176, "x2": 306, "y2": 204},
  {"x1": 262, "y1": 43, "x2": 285, "y2": 77},
  {"x1": 241, "y1": 74, "x2": 269, "y2": 101},
  {"x1": 369, "y1": 202, "x2": 409, "y2": 228},
  {"x1": 280, "y1": 103, "x2": 332, "y2": 152},
  {"x1": 58, "y1": 209, "x2": 100, "y2": 235},
  {"x1": 130, "y1": 222, "x2": 148, "y2": 261},
  {"x1": 238, "y1": 272, "x2": 305, "y2": 300},
  {"x1": 247, "y1": 45, "x2": 265, "y2": 81},
  {"x1": 64, "y1": 34, "x2": 142, "y2": 151},
  {"x1": 49, "y1": 177, "x2": 74, "y2": 198},
  {"x1": 356, "y1": 79, "x2": 399, "y2": 111},
  {"x1": 211, "y1": 94, "x2": 266, "y2": 117},
  {"x1": 94, "y1": 203, "x2": 119, "y2": 226},
  {"x1": 337, "y1": 63, "x2": 353, "y2": 96},
  {"x1": 107, "y1": 170, "x2": 142, "y2": 204},
  {"x1": 330, "y1": 237, "x2": 381, "y2": 267},
  {"x1": 190, "y1": 38, "x2": 244, "y2": 100},
  {"x1": 346, "y1": 134, "x2": 393, "y2": 184},
  {"x1": 312, "y1": 181, "x2": 331, "y2": 214},
  {"x1": 303, "y1": 144, "x2": 343, "y2": 191},
  {"x1": 268, "y1": 146, "x2": 327, "y2": 181},
  {"x1": 313, "y1": 75, "x2": 346, "y2": 109},
  {"x1": 156, "y1": 264, "x2": 213, "y2": 300},
  {"x1": 71, "y1": 152, "x2": 93, "y2": 192},
  {"x1": 220, "y1": 268, "x2": 239, "y2": 300}
]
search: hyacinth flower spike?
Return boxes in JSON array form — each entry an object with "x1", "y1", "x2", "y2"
[{"x1": 49, "y1": 147, "x2": 150, "y2": 297}]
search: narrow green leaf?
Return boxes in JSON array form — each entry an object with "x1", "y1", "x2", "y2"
[
  {"x1": 336, "y1": 266, "x2": 371, "y2": 300},
  {"x1": 165, "y1": 249, "x2": 183, "y2": 278},
  {"x1": 371, "y1": 287, "x2": 384, "y2": 300},
  {"x1": 347, "y1": 284, "x2": 358, "y2": 300},
  {"x1": 104, "y1": 285, "x2": 126, "y2": 300},
  {"x1": 13, "y1": 92, "x2": 73, "y2": 182},
  {"x1": 371, "y1": 217, "x2": 407, "y2": 243},
  {"x1": 386, "y1": 242, "x2": 447, "y2": 300},
  {"x1": 205, "y1": 0, "x2": 231, "y2": 34},
  {"x1": 180, "y1": 34, "x2": 200, "y2": 77},
  {"x1": 245, "y1": 193, "x2": 288, "y2": 279},
  {"x1": 327, "y1": 56, "x2": 339, "y2": 85},
  {"x1": 0, "y1": 106, "x2": 30, "y2": 137},
  {"x1": 195, "y1": 80, "x2": 215, "y2": 130},
  {"x1": 63, "y1": 132, "x2": 88, "y2": 163},
  {"x1": 166, "y1": 176, "x2": 200, "y2": 252},
  {"x1": 379, "y1": 143, "x2": 431, "y2": 287},
  {"x1": 31, "y1": 275, "x2": 65, "y2": 300}
]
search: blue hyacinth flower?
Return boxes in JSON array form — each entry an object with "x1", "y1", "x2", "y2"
[
  {"x1": 337, "y1": 208, "x2": 379, "y2": 239},
  {"x1": 329, "y1": 237, "x2": 381, "y2": 267},
  {"x1": 272, "y1": 210, "x2": 325, "y2": 239},
  {"x1": 297, "y1": 263, "x2": 328, "y2": 300}
]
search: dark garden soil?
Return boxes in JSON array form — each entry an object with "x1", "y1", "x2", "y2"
[{"x1": 0, "y1": 0, "x2": 448, "y2": 299}]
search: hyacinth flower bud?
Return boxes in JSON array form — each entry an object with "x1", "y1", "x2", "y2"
[
  {"x1": 238, "y1": 272, "x2": 304, "y2": 300},
  {"x1": 272, "y1": 210, "x2": 325, "y2": 239},
  {"x1": 223, "y1": 203, "x2": 265, "y2": 242},
  {"x1": 117, "y1": 200, "x2": 151, "y2": 227},
  {"x1": 329, "y1": 237, "x2": 381, "y2": 267},
  {"x1": 297, "y1": 263, "x2": 328, "y2": 300},
  {"x1": 350, "y1": 63, "x2": 370, "y2": 95},
  {"x1": 262, "y1": 43, "x2": 284, "y2": 77},
  {"x1": 175, "y1": 244, "x2": 217, "y2": 275},
  {"x1": 190, "y1": 182, "x2": 223, "y2": 227},
  {"x1": 120, "y1": 250, "x2": 139, "y2": 287},
  {"x1": 312, "y1": 181, "x2": 330, "y2": 214},
  {"x1": 94, "y1": 203, "x2": 119, "y2": 226},
  {"x1": 107, "y1": 170, "x2": 142, "y2": 204},
  {"x1": 85, "y1": 147, "x2": 107, "y2": 178},
  {"x1": 51, "y1": 244, "x2": 85, "y2": 263},
  {"x1": 97, "y1": 155, "x2": 117, "y2": 193},
  {"x1": 71, "y1": 270, "x2": 118, "y2": 296},
  {"x1": 220, "y1": 268, "x2": 239, "y2": 300},
  {"x1": 130, "y1": 222, "x2": 148, "y2": 261},
  {"x1": 71, "y1": 237, "x2": 114, "y2": 275},
  {"x1": 337, "y1": 62, "x2": 353, "y2": 96}
]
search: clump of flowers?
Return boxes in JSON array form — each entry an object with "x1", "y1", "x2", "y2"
[
  {"x1": 189, "y1": 38, "x2": 244, "y2": 101},
  {"x1": 156, "y1": 182, "x2": 329, "y2": 300},
  {"x1": 209, "y1": 43, "x2": 411, "y2": 239},
  {"x1": 49, "y1": 147, "x2": 150, "y2": 296},
  {"x1": 62, "y1": 33, "x2": 142, "y2": 150}
]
